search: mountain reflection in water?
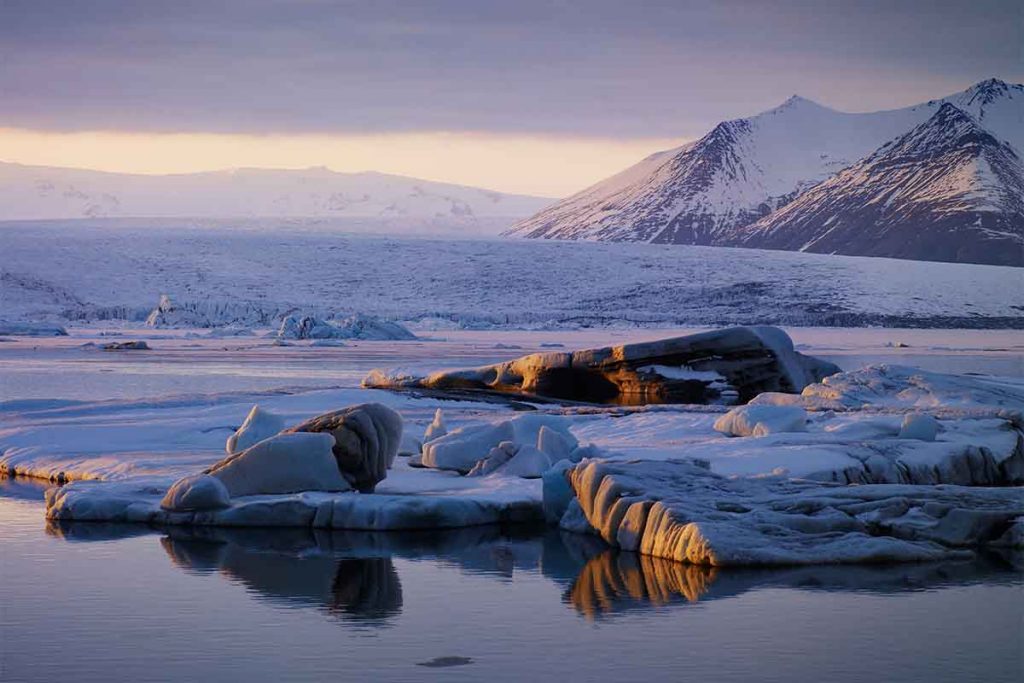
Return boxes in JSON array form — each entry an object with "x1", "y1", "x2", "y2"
[{"x1": 45, "y1": 519, "x2": 1021, "y2": 626}]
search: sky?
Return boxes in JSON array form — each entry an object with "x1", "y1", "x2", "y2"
[{"x1": 1, "y1": 0, "x2": 1020, "y2": 196}]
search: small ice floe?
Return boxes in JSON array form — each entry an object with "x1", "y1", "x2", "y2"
[{"x1": 100, "y1": 340, "x2": 150, "y2": 351}]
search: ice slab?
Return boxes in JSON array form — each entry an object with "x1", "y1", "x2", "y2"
[
  {"x1": 560, "y1": 458, "x2": 1024, "y2": 566},
  {"x1": 46, "y1": 458, "x2": 543, "y2": 529}
]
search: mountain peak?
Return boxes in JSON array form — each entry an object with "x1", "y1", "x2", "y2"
[
  {"x1": 876, "y1": 103, "x2": 1000, "y2": 160},
  {"x1": 959, "y1": 77, "x2": 1022, "y2": 107},
  {"x1": 773, "y1": 94, "x2": 825, "y2": 111}
]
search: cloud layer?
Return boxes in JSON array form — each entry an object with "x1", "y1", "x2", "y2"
[{"x1": 3, "y1": 0, "x2": 1020, "y2": 138}]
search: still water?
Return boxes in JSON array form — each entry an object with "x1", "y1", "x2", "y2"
[{"x1": 1, "y1": 480, "x2": 1021, "y2": 683}]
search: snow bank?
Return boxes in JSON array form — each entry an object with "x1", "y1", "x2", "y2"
[{"x1": 557, "y1": 459, "x2": 1023, "y2": 566}]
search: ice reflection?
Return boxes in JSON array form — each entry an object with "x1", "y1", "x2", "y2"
[
  {"x1": 44, "y1": 519, "x2": 1022, "y2": 626},
  {"x1": 566, "y1": 548, "x2": 1023, "y2": 619}
]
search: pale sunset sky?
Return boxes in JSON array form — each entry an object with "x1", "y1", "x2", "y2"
[{"x1": 1, "y1": 0, "x2": 1020, "y2": 196}]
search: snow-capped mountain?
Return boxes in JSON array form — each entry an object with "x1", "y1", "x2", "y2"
[
  {"x1": 0, "y1": 163, "x2": 553, "y2": 232},
  {"x1": 505, "y1": 79, "x2": 1023, "y2": 264},
  {"x1": 732, "y1": 104, "x2": 1024, "y2": 265}
]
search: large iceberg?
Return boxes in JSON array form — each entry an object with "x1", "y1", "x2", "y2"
[{"x1": 364, "y1": 326, "x2": 839, "y2": 405}]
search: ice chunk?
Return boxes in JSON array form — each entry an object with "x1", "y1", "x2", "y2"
[
  {"x1": 713, "y1": 404, "x2": 807, "y2": 437},
  {"x1": 421, "y1": 414, "x2": 575, "y2": 474},
  {"x1": 501, "y1": 445, "x2": 553, "y2": 478},
  {"x1": 423, "y1": 408, "x2": 447, "y2": 443},
  {"x1": 466, "y1": 441, "x2": 518, "y2": 477},
  {"x1": 537, "y1": 425, "x2": 578, "y2": 459},
  {"x1": 226, "y1": 404, "x2": 286, "y2": 455},
  {"x1": 209, "y1": 432, "x2": 350, "y2": 497},
  {"x1": 161, "y1": 474, "x2": 230, "y2": 511},
  {"x1": 542, "y1": 460, "x2": 576, "y2": 523},
  {"x1": 899, "y1": 413, "x2": 940, "y2": 441},
  {"x1": 423, "y1": 421, "x2": 515, "y2": 473},
  {"x1": 284, "y1": 403, "x2": 403, "y2": 493}
]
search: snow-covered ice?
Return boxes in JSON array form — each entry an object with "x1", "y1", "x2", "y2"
[
  {"x1": 1, "y1": 326, "x2": 1021, "y2": 565},
  {"x1": 3, "y1": 225, "x2": 1022, "y2": 330}
]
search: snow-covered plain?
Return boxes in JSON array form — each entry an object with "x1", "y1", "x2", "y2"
[{"x1": 2, "y1": 223, "x2": 1021, "y2": 329}]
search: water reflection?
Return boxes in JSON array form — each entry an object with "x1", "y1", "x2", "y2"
[
  {"x1": 43, "y1": 518, "x2": 1022, "y2": 626},
  {"x1": 567, "y1": 549, "x2": 1023, "y2": 619}
]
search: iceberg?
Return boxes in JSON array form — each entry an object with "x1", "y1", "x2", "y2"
[{"x1": 364, "y1": 326, "x2": 839, "y2": 405}]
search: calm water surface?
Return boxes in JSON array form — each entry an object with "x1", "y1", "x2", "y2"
[{"x1": 1, "y1": 481, "x2": 1021, "y2": 683}]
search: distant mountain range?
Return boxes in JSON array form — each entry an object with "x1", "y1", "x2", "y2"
[
  {"x1": 506, "y1": 79, "x2": 1024, "y2": 266},
  {"x1": 0, "y1": 163, "x2": 553, "y2": 234}
]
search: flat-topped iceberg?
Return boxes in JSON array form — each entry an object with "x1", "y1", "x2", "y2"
[{"x1": 555, "y1": 458, "x2": 1023, "y2": 566}]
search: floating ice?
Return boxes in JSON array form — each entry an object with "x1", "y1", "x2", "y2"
[{"x1": 364, "y1": 326, "x2": 839, "y2": 405}]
